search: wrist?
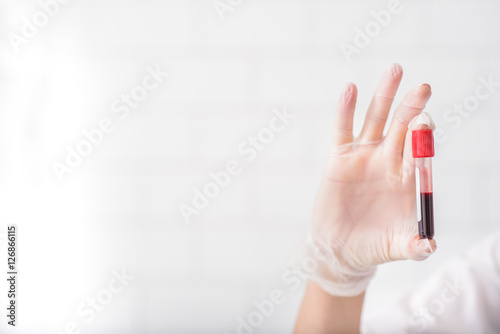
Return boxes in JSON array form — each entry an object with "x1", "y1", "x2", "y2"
[{"x1": 293, "y1": 233, "x2": 377, "y2": 297}]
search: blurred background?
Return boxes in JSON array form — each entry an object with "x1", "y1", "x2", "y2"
[{"x1": 0, "y1": 0, "x2": 499, "y2": 333}]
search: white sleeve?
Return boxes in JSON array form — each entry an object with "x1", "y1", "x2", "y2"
[{"x1": 362, "y1": 230, "x2": 500, "y2": 334}]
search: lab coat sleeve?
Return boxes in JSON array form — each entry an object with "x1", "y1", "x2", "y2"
[{"x1": 362, "y1": 230, "x2": 500, "y2": 334}]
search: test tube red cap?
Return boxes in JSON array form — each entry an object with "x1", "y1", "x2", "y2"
[{"x1": 412, "y1": 129, "x2": 434, "y2": 158}]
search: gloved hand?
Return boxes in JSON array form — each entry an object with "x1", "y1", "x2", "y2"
[{"x1": 296, "y1": 64, "x2": 437, "y2": 297}]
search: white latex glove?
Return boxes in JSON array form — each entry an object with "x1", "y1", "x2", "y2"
[{"x1": 299, "y1": 64, "x2": 437, "y2": 297}]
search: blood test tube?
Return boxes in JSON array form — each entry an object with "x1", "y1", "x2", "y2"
[{"x1": 412, "y1": 121, "x2": 435, "y2": 239}]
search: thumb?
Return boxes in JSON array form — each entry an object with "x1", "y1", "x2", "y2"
[{"x1": 407, "y1": 235, "x2": 437, "y2": 261}]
